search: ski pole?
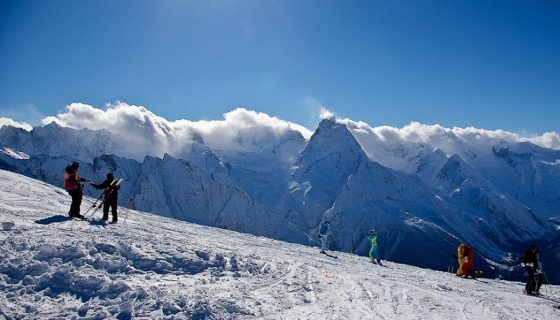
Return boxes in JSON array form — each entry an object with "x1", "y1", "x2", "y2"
[
  {"x1": 542, "y1": 271, "x2": 555, "y2": 297},
  {"x1": 83, "y1": 191, "x2": 104, "y2": 216}
]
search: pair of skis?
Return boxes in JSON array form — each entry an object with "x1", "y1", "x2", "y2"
[{"x1": 83, "y1": 178, "x2": 124, "y2": 219}]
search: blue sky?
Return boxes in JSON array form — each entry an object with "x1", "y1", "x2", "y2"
[{"x1": 1, "y1": 0, "x2": 559, "y2": 133}]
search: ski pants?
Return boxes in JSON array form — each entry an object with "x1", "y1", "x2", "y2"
[
  {"x1": 457, "y1": 256, "x2": 465, "y2": 276},
  {"x1": 103, "y1": 197, "x2": 118, "y2": 221},
  {"x1": 525, "y1": 267, "x2": 544, "y2": 293},
  {"x1": 369, "y1": 244, "x2": 380, "y2": 262},
  {"x1": 68, "y1": 189, "x2": 83, "y2": 216},
  {"x1": 320, "y1": 235, "x2": 329, "y2": 251}
]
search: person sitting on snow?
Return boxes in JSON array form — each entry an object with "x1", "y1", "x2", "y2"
[
  {"x1": 521, "y1": 244, "x2": 544, "y2": 295},
  {"x1": 366, "y1": 229, "x2": 382, "y2": 265},
  {"x1": 318, "y1": 221, "x2": 332, "y2": 254}
]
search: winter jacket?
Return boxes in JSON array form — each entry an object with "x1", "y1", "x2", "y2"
[
  {"x1": 367, "y1": 235, "x2": 378, "y2": 247},
  {"x1": 319, "y1": 224, "x2": 331, "y2": 237},
  {"x1": 464, "y1": 246, "x2": 474, "y2": 270},
  {"x1": 91, "y1": 178, "x2": 120, "y2": 201},
  {"x1": 64, "y1": 166, "x2": 86, "y2": 191},
  {"x1": 522, "y1": 247, "x2": 539, "y2": 272},
  {"x1": 457, "y1": 244, "x2": 466, "y2": 276}
]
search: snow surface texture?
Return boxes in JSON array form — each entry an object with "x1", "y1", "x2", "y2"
[{"x1": 1, "y1": 170, "x2": 560, "y2": 319}]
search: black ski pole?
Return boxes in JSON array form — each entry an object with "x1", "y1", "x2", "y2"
[{"x1": 83, "y1": 190, "x2": 104, "y2": 217}]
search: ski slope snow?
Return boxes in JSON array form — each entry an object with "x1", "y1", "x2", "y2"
[{"x1": 1, "y1": 169, "x2": 559, "y2": 319}]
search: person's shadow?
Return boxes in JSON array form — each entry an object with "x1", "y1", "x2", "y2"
[{"x1": 34, "y1": 215, "x2": 72, "y2": 225}]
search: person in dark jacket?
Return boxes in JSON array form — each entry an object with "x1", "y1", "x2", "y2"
[
  {"x1": 91, "y1": 172, "x2": 120, "y2": 223},
  {"x1": 521, "y1": 245, "x2": 544, "y2": 295},
  {"x1": 318, "y1": 221, "x2": 331, "y2": 254},
  {"x1": 64, "y1": 162, "x2": 90, "y2": 219}
]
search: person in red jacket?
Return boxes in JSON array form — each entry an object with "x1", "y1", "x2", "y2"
[
  {"x1": 64, "y1": 162, "x2": 90, "y2": 219},
  {"x1": 461, "y1": 244, "x2": 475, "y2": 279}
]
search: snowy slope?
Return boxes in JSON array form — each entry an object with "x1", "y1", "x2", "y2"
[{"x1": 1, "y1": 170, "x2": 560, "y2": 319}]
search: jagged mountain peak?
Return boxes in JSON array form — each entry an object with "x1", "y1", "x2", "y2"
[
  {"x1": 436, "y1": 153, "x2": 475, "y2": 184},
  {"x1": 314, "y1": 117, "x2": 350, "y2": 136},
  {"x1": 303, "y1": 117, "x2": 364, "y2": 156}
]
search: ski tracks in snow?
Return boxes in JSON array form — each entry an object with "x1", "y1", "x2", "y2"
[{"x1": 1, "y1": 170, "x2": 560, "y2": 319}]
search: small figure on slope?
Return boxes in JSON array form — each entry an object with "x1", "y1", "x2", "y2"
[
  {"x1": 521, "y1": 244, "x2": 544, "y2": 295},
  {"x1": 456, "y1": 243, "x2": 475, "y2": 278},
  {"x1": 456, "y1": 244, "x2": 466, "y2": 276},
  {"x1": 64, "y1": 161, "x2": 91, "y2": 219},
  {"x1": 318, "y1": 221, "x2": 332, "y2": 254},
  {"x1": 91, "y1": 172, "x2": 121, "y2": 223},
  {"x1": 366, "y1": 229, "x2": 382, "y2": 265}
]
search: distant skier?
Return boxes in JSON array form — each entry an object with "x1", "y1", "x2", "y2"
[
  {"x1": 457, "y1": 243, "x2": 475, "y2": 278},
  {"x1": 318, "y1": 221, "x2": 331, "y2": 254},
  {"x1": 456, "y1": 244, "x2": 466, "y2": 276},
  {"x1": 521, "y1": 244, "x2": 544, "y2": 295},
  {"x1": 91, "y1": 172, "x2": 121, "y2": 223},
  {"x1": 64, "y1": 162, "x2": 91, "y2": 219},
  {"x1": 366, "y1": 229, "x2": 382, "y2": 265}
]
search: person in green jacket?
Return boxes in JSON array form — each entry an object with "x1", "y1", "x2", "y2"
[{"x1": 366, "y1": 229, "x2": 382, "y2": 265}]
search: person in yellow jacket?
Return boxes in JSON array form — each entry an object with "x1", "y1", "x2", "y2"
[
  {"x1": 456, "y1": 244, "x2": 466, "y2": 276},
  {"x1": 366, "y1": 229, "x2": 382, "y2": 265}
]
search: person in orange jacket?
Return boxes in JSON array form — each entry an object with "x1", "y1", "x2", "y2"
[{"x1": 64, "y1": 162, "x2": 91, "y2": 219}]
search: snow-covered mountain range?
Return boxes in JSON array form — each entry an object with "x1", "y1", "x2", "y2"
[
  {"x1": 1, "y1": 169, "x2": 559, "y2": 319},
  {"x1": 1, "y1": 104, "x2": 559, "y2": 283}
]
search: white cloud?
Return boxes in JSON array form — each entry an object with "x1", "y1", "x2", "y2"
[
  {"x1": 0, "y1": 117, "x2": 33, "y2": 131},
  {"x1": 338, "y1": 118, "x2": 560, "y2": 153},
  {"x1": 43, "y1": 102, "x2": 177, "y2": 157},
  {"x1": 319, "y1": 107, "x2": 335, "y2": 120},
  {"x1": 34, "y1": 102, "x2": 560, "y2": 161},
  {"x1": 42, "y1": 103, "x2": 313, "y2": 157},
  {"x1": 185, "y1": 107, "x2": 313, "y2": 148},
  {"x1": 528, "y1": 132, "x2": 560, "y2": 150}
]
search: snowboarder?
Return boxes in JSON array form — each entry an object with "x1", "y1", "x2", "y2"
[
  {"x1": 318, "y1": 221, "x2": 331, "y2": 254},
  {"x1": 64, "y1": 162, "x2": 91, "y2": 219},
  {"x1": 457, "y1": 243, "x2": 475, "y2": 278},
  {"x1": 91, "y1": 172, "x2": 121, "y2": 223},
  {"x1": 366, "y1": 229, "x2": 382, "y2": 265},
  {"x1": 521, "y1": 244, "x2": 544, "y2": 295}
]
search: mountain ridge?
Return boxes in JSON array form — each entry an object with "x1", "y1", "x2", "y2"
[{"x1": 1, "y1": 114, "x2": 558, "y2": 282}]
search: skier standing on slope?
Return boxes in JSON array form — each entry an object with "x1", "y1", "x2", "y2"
[
  {"x1": 457, "y1": 243, "x2": 475, "y2": 278},
  {"x1": 521, "y1": 244, "x2": 544, "y2": 295},
  {"x1": 366, "y1": 229, "x2": 382, "y2": 265},
  {"x1": 91, "y1": 172, "x2": 121, "y2": 223},
  {"x1": 456, "y1": 244, "x2": 466, "y2": 276},
  {"x1": 64, "y1": 161, "x2": 91, "y2": 219},
  {"x1": 318, "y1": 221, "x2": 331, "y2": 254}
]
